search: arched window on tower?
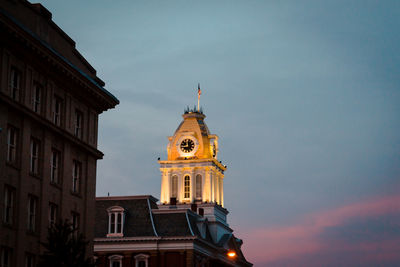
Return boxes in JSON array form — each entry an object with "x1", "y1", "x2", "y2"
[
  {"x1": 196, "y1": 174, "x2": 202, "y2": 200},
  {"x1": 184, "y1": 175, "x2": 190, "y2": 199},
  {"x1": 171, "y1": 175, "x2": 178, "y2": 198}
]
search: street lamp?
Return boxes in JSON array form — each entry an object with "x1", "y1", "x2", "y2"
[{"x1": 227, "y1": 250, "x2": 236, "y2": 258}]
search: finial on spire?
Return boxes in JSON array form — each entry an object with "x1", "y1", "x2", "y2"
[{"x1": 197, "y1": 83, "x2": 201, "y2": 112}]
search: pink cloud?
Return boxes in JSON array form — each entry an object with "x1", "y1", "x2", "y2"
[{"x1": 239, "y1": 194, "x2": 400, "y2": 266}]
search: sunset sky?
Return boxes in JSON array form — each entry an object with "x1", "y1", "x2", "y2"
[{"x1": 36, "y1": 1, "x2": 400, "y2": 266}]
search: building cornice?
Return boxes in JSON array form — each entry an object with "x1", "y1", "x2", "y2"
[
  {"x1": 0, "y1": 8, "x2": 119, "y2": 112},
  {"x1": 0, "y1": 95, "x2": 104, "y2": 159},
  {"x1": 96, "y1": 195, "x2": 158, "y2": 202},
  {"x1": 159, "y1": 158, "x2": 226, "y2": 172}
]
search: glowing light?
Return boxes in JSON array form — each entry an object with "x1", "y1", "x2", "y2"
[{"x1": 227, "y1": 251, "x2": 236, "y2": 258}]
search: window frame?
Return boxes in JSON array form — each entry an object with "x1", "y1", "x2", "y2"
[
  {"x1": 171, "y1": 175, "x2": 178, "y2": 198},
  {"x1": 107, "y1": 206, "x2": 125, "y2": 237},
  {"x1": 53, "y1": 97, "x2": 62, "y2": 126},
  {"x1": 195, "y1": 174, "x2": 202, "y2": 200},
  {"x1": 108, "y1": 255, "x2": 123, "y2": 267},
  {"x1": 32, "y1": 83, "x2": 42, "y2": 113},
  {"x1": 49, "y1": 203, "x2": 58, "y2": 226},
  {"x1": 29, "y1": 138, "x2": 40, "y2": 176},
  {"x1": 27, "y1": 195, "x2": 37, "y2": 232},
  {"x1": 184, "y1": 175, "x2": 190, "y2": 199},
  {"x1": 50, "y1": 149, "x2": 61, "y2": 184},
  {"x1": 74, "y1": 110, "x2": 83, "y2": 138},
  {"x1": 72, "y1": 160, "x2": 81, "y2": 194},
  {"x1": 0, "y1": 247, "x2": 12, "y2": 267},
  {"x1": 10, "y1": 67, "x2": 21, "y2": 100},
  {"x1": 6, "y1": 126, "x2": 17, "y2": 164},
  {"x1": 25, "y1": 253, "x2": 35, "y2": 267},
  {"x1": 3, "y1": 185, "x2": 15, "y2": 225},
  {"x1": 134, "y1": 254, "x2": 149, "y2": 267},
  {"x1": 71, "y1": 211, "x2": 80, "y2": 231}
]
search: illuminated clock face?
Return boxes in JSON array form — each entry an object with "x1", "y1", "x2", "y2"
[{"x1": 180, "y1": 139, "x2": 195, "y2": 153}]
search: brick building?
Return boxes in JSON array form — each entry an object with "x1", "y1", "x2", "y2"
[
  {"x1": 93, "y1": 110, "x2": 252, "y2": 267},
  {"x1": 0, "y1": 1, "x2": 118, "y2": 266},
  {"x1": 94, "y1": 196, "x2": 251, "y2": 267}
]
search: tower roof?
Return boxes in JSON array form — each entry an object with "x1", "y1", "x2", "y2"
[{"x1": 167, "y1": 111, "x2": 218, "y2": 161}]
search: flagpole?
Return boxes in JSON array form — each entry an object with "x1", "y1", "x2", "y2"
[{"x1": 197, "y1": 83, "x2": 201, "y2": 112}]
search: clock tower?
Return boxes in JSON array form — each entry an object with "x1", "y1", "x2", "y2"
[
  {"x1": 158, "y1": 108, "x2": 232, "y2": 242},
  {"x1": 159, "y1": 109, "x2": 226, "y2": 206}
]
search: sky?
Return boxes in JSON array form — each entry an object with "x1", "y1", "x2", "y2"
[{"x1": 36, "y1": 1, "x2": 400, "y2": 266}]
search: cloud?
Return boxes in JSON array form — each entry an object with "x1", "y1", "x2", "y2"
[{"x1": 239, "y1": 194, "x2": 400, "y2": 267}]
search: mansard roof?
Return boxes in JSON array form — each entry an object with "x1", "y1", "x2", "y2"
[
  {"x1": 95, "y1": 196, "x2": 209, "y2": 240},
  {"x1": 95, "y1": 195, "x2": 252, "y2": 266},
  {"x1": 95, "y1": 196, "x2": 158, "y2": 237}
]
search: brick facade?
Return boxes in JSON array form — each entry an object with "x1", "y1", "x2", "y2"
[{"x1": 0, "y1": 1, "x2": 118, "y2": 266}]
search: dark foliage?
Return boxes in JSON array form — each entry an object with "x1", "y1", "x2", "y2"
[{"x1": 38, "y1": 220, "x2": 94, "y2": 267}]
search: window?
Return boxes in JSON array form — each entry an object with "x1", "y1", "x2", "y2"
[
  {"x1": 74, "y1": 110, "x2": 83, "y2": 138},
  {"x1": 0, "y1": 247, "x2": 12, "y2": 267},
  {"x1": 108, "y1": 255, "x2": 123, "y2": 267},
  {"x1": 25, "y1": 253, "x2": 35, "y2": 267},
  {"x1": 27, "y1": 195, "x2": 37, "y2": 232},
  {"x1": 134, "y1": 254, "x2": 149, "y2": 267},
  {"x1": 6, "y1": 126, "x2": 17, "y2": 163},
  {"x1": 107, "y1": 206, "x2": 125, "y2": 237},
  {"x1": 171, "y1": 175, "x2": 178, "y2": 198},
  {"x1": 3, "y1": 186, "x2": 15, "y2": 225},
  {"x1": 49, "y1": 203, "x2": 58, "y2": 226},
  {"x1": 184, "y1": 175, "x2": 190, "y2": 199},
  {"x1": 30, "y1": 138, "x2": 40, "y2": 175},
  {"x1": 53, "y1": 97, "x2": 62, "y2": 126},
  {"x1": 32, "y1": 84, "x2": 41, "y2": 113},
  {"x1": 10, "y1": 67, "x2": 20, "y2": 100},
  {"x1": 50, "y1": 149, "x2": 60, "y2": 184},
  {"x1": 71, "y1": 212, "x2": 79, "y2": 231},
  {"x1": 196, "y1": 174, "x2": 202, "y2": 200},
  {"x1": 72, "y1": 160, "x2": 81, "y2": 193}
]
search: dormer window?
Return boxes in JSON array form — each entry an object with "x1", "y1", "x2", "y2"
[{"x1": 107, "y1": 206, "x2": 125, "y2": 237}]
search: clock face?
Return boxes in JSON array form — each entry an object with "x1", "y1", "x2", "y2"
[{"x1": 180, "y1": 138, "x2": 195, "y2": 153}]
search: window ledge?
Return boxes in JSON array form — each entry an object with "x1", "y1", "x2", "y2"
[
  {"x1": 50, "y1": 182, "x2": 62, "y2": 189},
  {"x1": 26, "y1": 230, "x2": 39, "y2": 237},
  {"x1": 5, "y1": 162, "x2": 20, "y2": 170},
  {"x1": 2, "y1": 222, "x2": 15, "y2": 230},
  {"x1": 70, "y1": 191, "x2": 82, "y2": 198},
  {"x1": 107, "y1": 233, "x2": 124, "y2": 238},
  {"x1": 29, "y1": 172, "x2": 41, "y2": 180}
]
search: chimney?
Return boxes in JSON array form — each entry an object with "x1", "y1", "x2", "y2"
[
  {"x1": 191, "y1": 203, "x2": 197, "y2": 213},
  {"x1": 198, "y1": 208, "x2": 204, "y2": 216}
]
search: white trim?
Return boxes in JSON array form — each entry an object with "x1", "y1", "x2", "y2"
[
  {"x1": 147, "y1": 198, "x2": 158, "y2": 237},
  {"x1": 134, "y1": 254, "x2": 149, "y2": 267},
  {"x1": 94, "y1": 240, "x2": 195, "y2": 252},
  {"x1": 107, "y1": 206, "x2": 125, "y2": 237},
  {"x1": 185, "y1": 211, "x2": 195, "y2": 236},
  {"x1": 108, "y1": 254, "x2": 123, "y2": 267}
]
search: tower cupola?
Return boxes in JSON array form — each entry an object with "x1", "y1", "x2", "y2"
[{"x1": 159, "y1": 110, "x2": 226, "y2": 206}]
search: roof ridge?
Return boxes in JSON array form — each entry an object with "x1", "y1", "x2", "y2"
[
  {"x1": 185, "y1": 210, "x2": 195, "y2": 236},
  {"x1": 147, "y1": 198, "x2": 158, "y2": 237}
]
